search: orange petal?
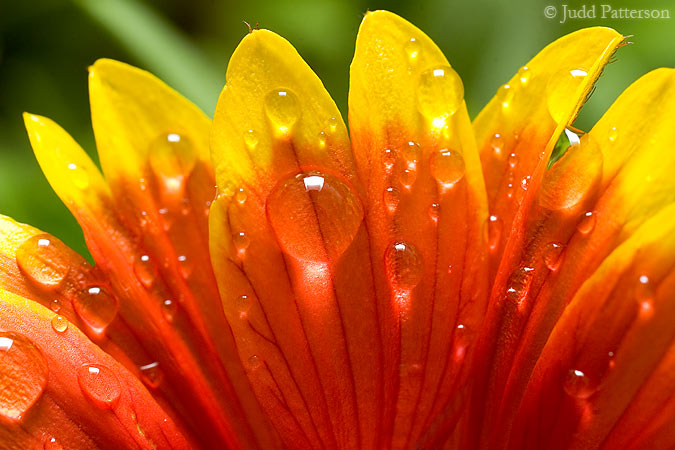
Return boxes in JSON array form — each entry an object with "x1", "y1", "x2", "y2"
[
  {"x1": 210, "y1": 27, "x2": 372, "y2": 449},
  {"x1": 25, "y1": 62, "x2": 278, "y2": 448},
  {"x1": 469, "y1": 68, "x2": 675, "y2": 448},
  {"x1": 349, "y1": 11, "x2": 488, "y2": 447},
  {"x1": 0, "y1": 288, "x2": 190, "y2": 449}
]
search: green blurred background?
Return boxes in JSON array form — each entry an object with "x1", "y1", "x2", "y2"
[{"x1": 1, "y1": 0, "x2": 673, "y2": 257}]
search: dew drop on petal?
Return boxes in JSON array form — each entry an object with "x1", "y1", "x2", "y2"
[
  {"x1": 518, "y1": 65, "x2": 530, "y2": 86},
  {"x1": 50, "y1": 299, "x2": 62, "y2": 313},
  {"x1": 148, "y1": 132, "x2": 197, "y2": 195},
  {"x1": 264, "y1": 88, "x2": 301, "y2": 136},
  {"x1": 139, "y1": 361, "x2": 163, "y2": 389},
  {"x1": 77, "y1": 364, "x2": 121, "y2": 409},
  {"x1": 430, "y1": 148, "x2": 465, "y2": 186},
  {"x1": 491, "y1": 133, "x2": 505, "y2": 158},
  {"x1": 384, "y1": 186, "x2": 401, "y2": 213},
  {"x1": 162, "y1": 299, "x2": 177, "y2": 322},
  {"x1": 577, "y1": 211, "x2": 596, "y2": 235},
  {"x1": 247, "y1": 355, "x2": 261, "y2": 370},
  {"x1": 398, "y1": 168, "x2": 417, "y2": 188},
  {"x1": 235, "y1": 188, "x2": 247, "y2": 205},
  {"x1": 236, "y1": 295, "x2": 251, "y2": 318},
  {"x1": 16, "y1": 234, "x2": 70, "y2": 289},
  {"x1": 133, "y1": 254, "x2": 157, "y2": 288},
  {"x1": 404, "y1": 38, "x2": 421, "y2": 66},
  {"x1": 267, "y1": 172, "x2": 364, "y2": 263},
  {"x1": 402, "y1": 141, "x2": 420, "y2": 168},
  {"x1": 486, "y1": 215, "x2": 502, "y2": 252},
  {"x1": 43, "y1": 437, "x2": 63, "y2": 450},
  {"x1": 327, "y1": 117, "x2": 338, "y2": 134},
  {"x1": 385, "y1": 241, "x2": 424, "y2": 291},
  {"x1": 51, "y1": 315, "x2": 68, "y2": 334},
  {"x1": 382, "y1": 148, "x2": 396, "y2": 173},
  {"x1": 177, "y1": 255, "x2": 191, "y2": 279},
  {"x1": 67, "y1": 163, "x2": 90, "y2": 189},
  {"x1": 636, "y1": 275, "x2": 655, "y2": 318},
  {"x1": 563, "y1": 368, "x2": 595, "y2": 399},
  {"x1": 543, "y1": 242, "x2": 566, "y2": 271},
  {"x1": 233, "y1": 232, "x2": 250, "y2": 254},
  {"x1": 0, "y1": 332, "x2": 49, "y2": 422},
  {"x1": 497, "y1": 83, "x2": 514, "y2": 110},
  {"x1": 429, "y1": 203, "x2": 440, "y2": 223},
  {"x1": 416, "y1": 65, "x2": 464, "y2": 128},
  {"x1": 317, "y1": 131, "x2": 327, "y2": 149},
  {"x1": 608, "y1": 126, "x2": 618, "y2": 143},
  {"x1": 244, "y1": 129, "x2": 259, "y2": 150},
  {"x1": 547, "y1": 68, "x2": 588, "y2": 124},
  {"x1": 73, "y1": 286, "x2": 118, "y2": 335},
  {"x1": 507, "y1": 152, "x2": 519, "y2": 168}
]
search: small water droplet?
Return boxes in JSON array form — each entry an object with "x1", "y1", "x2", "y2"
[
  {"x1": 636, "y1": 275, "x2": 655, "y2": 318},
  {"x1": 317, "y1": 131, "x2": 327, "y2": 149},
  {"x1": 398, "y1": 168, "x2": 417, "y2": 188},
  {"x1": 497, "y1": 83, "x2": 513, "y2": 110},
  {"x1": 508, "y1": 152, "x2": 519, "y2": 168},
  {"x1": 547, "y1": 68, "x2": 588, "y2": 124},
  {"x1": 177, "y1": 255, "x2": 191, "y2": 279},
  {"x1": 563, "y1": 368, "x2": 595, "y2": 399},
  {"x1": 385, "y1": 241, "x2": 424, "y2": 290},
  {"x1": 430, "y1": 148, "x2": 466, "y2": 186},
  {"x1": 233, "y1": 232, "x2": 250, "y2": 254},
  {"x1": 264, "y1": 88, "x2": 301, "y2": 136},
  {"x1": 416, "y1": 65, "x2": 464, "y2": 128},
  {"x1": 520, "y1": 176, "x2": 530, "y2": 191},
  {"x1": 16, "y1": 234, "x2": 70, "y2": 289},
  {"x1": 402, "y1": 141, "x2": 420, "y2": 168},
  {"x1": 67, "y1": 163, "x2": 90, "y2": 189},
  {"x1": 383, "y1": 186, "x2": 401, "y2": 213},
  {"x1": 382, "y1": 148, "x2": 396, "y2": 173},
  {"x1": 133, "y1": 254, "x2": 157, "y2": 288},
  {"x1": 139, "y1": 362, "x2": 163, "y2": 389},
  {"x1": 73, "y1": 286, "x2": 118, "y2": 335},
  {"x1": 162, "y1": 299, "x2": 177, "y2": 322},
  {"x1": 247, "y1": 355, "x2": 261, "y2": 370},
  {"x1": 43, "y1": 437, "x2": 63, "y2": 450},
  {"x1": 50, "y1": 299, "x2": 62, "y2": 312},
  {"x1": 77, "y1": 364, "x2": 121, "y2": 409},
  {"x1": 148, "y1": 132, "x2": 197, "y2": 196},
  {"x1": 487, "y1": 215, "x2": 502, "y2": 252},
  {"x1": 327, "y1": 117, "x2": 338, "y2": 134},
  {"x1": 405, "y1": 38, "x2": 421, "y2": 66},
  {"x1": 244, "y1": 129, "x2": 259, "y2": 150},
  {"x1": 577, "y1": 211, "x2": 596, "y2": 235},
  {"x1": 51, "y1": 315, "x2": 68, "y2": 333},
  {"x1": 505, "y1": 266, "x2": 534, "y2": 306},
  {"x1": 518, "y1": 66, "x2": 530, "y2": 85},
  {"x1": 543, "y1": 242, "x2": 565, "y2": 271},
  {"x1": 267, "y1": 172, "x2": 364, "y2": 262},
  {"x1": 429, "y1": 203, "x2": 440, "y2": 223},
  {"x1": 235, "y1": 187, "x2": 247, "y2": 205},
  {"x1": 0, "y1": 332, "x2": 49, "y2": 422},
  {"x1": 608, "y1": 126, "x2": 618, "y2": 143},
  {"x1": 491, "y1": 133, "x2": 505, "y2": 157},
  {"x1": 236, "y1": 295, "x2": 251, "y2": 318}
]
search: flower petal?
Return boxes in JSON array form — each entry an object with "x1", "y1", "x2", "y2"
[
  {"x1": 349, "y1": 11, "x2": 489, "y2": 447},
  {"x1": 210, "y1": 28, "x2": 373, "y2": 449},
  {"x1": 0, "y1": 288, "x2": 190, "y2": 449},
  {"x1": 25, "y1": 63, "x2": 279, "y2": 449},
  {"x1": 473, "y1": 27, "x2": 624, "y2": 278},
  {"x1": 469, "y1": 68, "x2": 675, "y2": 448}
]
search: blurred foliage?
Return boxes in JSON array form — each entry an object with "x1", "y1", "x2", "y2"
[{"x1": 1, "y1": 0, "x2": 673, "y2": 257}]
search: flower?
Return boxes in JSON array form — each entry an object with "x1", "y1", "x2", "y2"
[{"x1": 1, "y1": 9, "x2": 674, "y2": 450}]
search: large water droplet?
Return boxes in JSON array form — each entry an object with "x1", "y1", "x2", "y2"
[
  {"x1": 540, "y1": 134, "x2": 603, "y2": 210},
  {"x1": 267, "y1": 172, "x2": 364, "y2": 263},
  {"x1": 77, "y1": 364, "x2": 121, "y2": 409},
  {"x1": 73, "y1": 286, "x2": 118, "y2": 335},
  {"x1": 563, "y1": 368, "x2": 595, "y2": 399},
  {"x1": 139, "y1": 361, "x2": 163, "y2": 389},
  {"x1": 51, "y1": 315, "x2": 68, "y2": 334},
  {"x1": 264, "y1": 88, "x2": 301, "y2": 135},
  {"x1": 0, "y1": 332, "x2": 49, "y2": 421},
  {"x1": 547, "y1": 68, "x2": 588, "y2": 124},
  {"x1": 16, "y1": 234, "x2": 70, "y2": 289},
  {"x1": 416, "y1": 66, "x2": 464, "y2": 128},
  {"x1": 385, "y1": 241, "x2": 424, "y2": 290},
  {"x1": 543, "y1": 242, "x2": 565, "y2": 271},
  {"x1": 148, "y1": 132, "x2": 197, "y2": 195},
  {"x1": 430, "y1": 148, "x2": 465, "y2": 186}
]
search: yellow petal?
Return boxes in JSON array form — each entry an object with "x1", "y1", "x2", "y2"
[
  {"x1": 349, "y1": 10, "x2": 488, "y2": 447},
  {"x1": 472, "y1": 27, "x2": 624, "y2": 277}
]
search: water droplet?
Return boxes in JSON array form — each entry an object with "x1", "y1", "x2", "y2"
[
  {"x1": 385, "y1": 241, "x2": 424, "y2": 290},
  {"x1": 520, "y1": 176, "x2": 530, "y2": 191},
  {"x1": 486, "y1": 215, "x2": 502, "y2": 252},
  {"x1": 244, "y1": 129, "x2": 259, "y2": 150},
  {"x1": 577, "y1": 211, "x2": 596, "y2": 235},
  {"x1": 236, "y1": 295, "x2": 251, "y2": 318},
  {"x1": 608, "y1": 126, "x2": 618, "y2": 143},
  {"x1": 247, "y1": 355, "x2": 261, "y2": 370},
  {"x1": 382, "y1": 148, "x2": 396, "y2": 173},
  {"x1": 547, "y1": 68, "x2": 588, "y2": 124},
  {"x1": 51, "y1": 315, "x2": 68, "y2": 333},
  {"x1": 133, "y1": 254, "x2": 157, "y2": 288},
  {"x1": 636, "y1": 275, "x2": 655, "y2": 318},
  {"x1": 429, "y1": 203, "x2": 440, "y2": 223},
  {"x1": 543, "y1": 242, "x2": 565, "y2": 271},
  {"x1": 264, "y1": 88, "x2": 301, "y2": 136},
  {"x1": 398, "y1": 168, "x2": 417, "y2": 188},
  {"x1": 563, "y1": 368, "x2": 595, "y2": 399},
  {"x1": 491, "y1": 133, "x2": 505, "y2": 157},
  {"x1": 16, "y1": 234, "x2": 70, "y2": 289},
  {"x1": 267, "y1": 172, "x2": 364, "y2": 263},
  {"x1": 177, "y1": 255, "x2": 191, "y2": 279},
  {"x1": 507, "y1": 152, "x2": 519, "y2": 168},
  {"x1": 505, "y1": 266, "x2": 534, "y2": 306},
  {"x1": 50, "y1": 299, "x2": 62, "y2": 312},
  {"x1": 235, "y1": 188, "x2": 247, "y2": 205},
  {"x1": 416, "y1": 65, "x2": 464, "y2": 128},
  {"x1": 518, "y1": 66, "x2": 530, "y2": 85},
  {"x1": 430, "y1": 148, "x2": 466, "y2": 186},
  {"x1": 540, "y1": 134, "x2": 603, "y2": 211},
  {"x1": 233, "y1": 232, "x2": 250, "y2": 254},
  {"x1": 73, "y1": 286, "x2": 118, "y2": 335},
  {"x1": 162, "y1": 299, "x2": 177, "y2": 322},
  {"x1": 327, "y1": 117, "x2": 338, "y2": 134},
  {"x1": 43, "y1": 437, "x2": 63, "y2": 450},
  {"x1": 317, "y1": 131, "x2": 327, "y2": 149},
  {"x1": 148, "y1": 132, "x2": 197, "y2": 196},
  {"x1": 383, "y1": 186, "x2": 401, "y2": 213},
  {"x1": 402, "y1": 141, "x2": 421, "y2": 168},
  {"x1": 497, "y1": 83, "x2": 513, "y2": 110},
  {"x1": 77, "y1": 364, "x2": 121, "y2": 409},
  {"x1": 0, "y1": 331, "x2": 49, "y2": 422},
  {"x1": 405, "y1": 38, "x2": 421, "y2": 66},
  {"x1": 67, "y1": 163, "x2": 90, "y2": 189},
  {"x1": 139, "y1": 362, "x2": 163, "y2": 389}
]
